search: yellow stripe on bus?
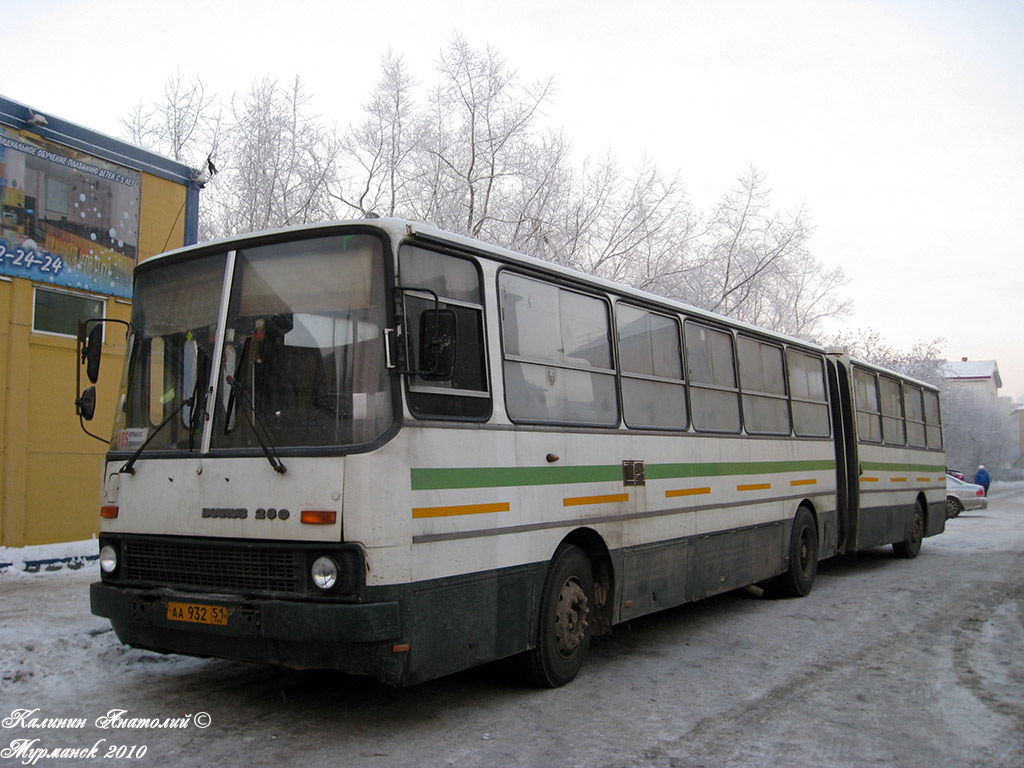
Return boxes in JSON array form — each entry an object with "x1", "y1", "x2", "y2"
[
  {"x1": 665, "y1": 487, "x2": 712, "y2": 498},
  {"x1": 790, "y1": 478, "x2": 817, "y2": 487},
  {"x1": 412, "y1": 502, "x2": 510, "y2": 519},
  {"x1": 891, "y1": 477, "x2": 907, "y2": 482},
  {"x1": 563, "y1": 493, "x2": 630, "y2": 507},
  {"x1": 861, "y1": 477, "x2": 879, "y2": 482},
  {"x1": 737, "y1": 483, "x2": 771, "y2": 492},
  {"x1": 917, "y1": 477, "x2": 931, "y2": 482}
]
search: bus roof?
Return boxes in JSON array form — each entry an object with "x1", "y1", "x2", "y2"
[{"x1": 137, "y1": 215, "x2": 942, "y2": 392}]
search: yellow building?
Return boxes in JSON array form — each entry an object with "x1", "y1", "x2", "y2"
[{"x1": 1, "y1": 96, "x2": 200, "y2": 546}]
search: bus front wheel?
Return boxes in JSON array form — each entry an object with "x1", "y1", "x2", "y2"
[
  {"x1": 525, "y1": 545, "x2": 594, "y2": 687},
  {"x1": 766, "y1": 507, "x2": 818, "y2": 598}
]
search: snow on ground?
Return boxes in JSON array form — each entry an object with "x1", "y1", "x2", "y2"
[{"x1": 2, "y1": 485, "x2": 1022, "y2": 767}]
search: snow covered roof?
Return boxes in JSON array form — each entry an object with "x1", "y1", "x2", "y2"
[{"x1": 942, "y1": 359, "x2": 1002, "y2": 388}]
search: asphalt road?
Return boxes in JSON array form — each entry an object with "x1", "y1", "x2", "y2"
[{"x1": 2, "y1": 488, "x2": 1023, "y2": 767}]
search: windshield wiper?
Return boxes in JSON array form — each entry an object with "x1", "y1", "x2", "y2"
[
  {"x1": 122, "y1": 349, "x2": 209, "y2": 475},
  {"x1": 121, "y1": 396, "x2": 194, "y2": 475},
  {"x1": 224, "y1": 374, "x2": 287, "y2": 474}
]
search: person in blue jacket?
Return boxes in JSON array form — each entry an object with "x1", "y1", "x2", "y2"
[{"x1": 973, "y1": 465, "x2": 991, "y2": 496}]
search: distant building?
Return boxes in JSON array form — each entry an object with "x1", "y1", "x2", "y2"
[
  {"x1": 1, "y1": 95, "x2": 200, "y2": 546},
  {"x1": 941, "y1": 358, "x2": 1002, "y2": 405}
]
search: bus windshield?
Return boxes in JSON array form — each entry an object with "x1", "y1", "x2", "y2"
[{"x1": 112, "y1": 233, "x2": 394, "y2": 454}]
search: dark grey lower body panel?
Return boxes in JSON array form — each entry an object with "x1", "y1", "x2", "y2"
[
  {"x1": 850, "y1": 498, "x2": 946, "y2": 552},
  {"x1": 90, "y1": 505, "x2": 851, "y2": 686}
]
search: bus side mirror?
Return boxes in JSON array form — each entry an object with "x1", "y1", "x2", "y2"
[
  {"x1": 83, "y1": 322, "x2": 104, "y2": 383},
  {"x1": 74, "y1": 317, "x2": 129, "y2": 443},
  {"x1": 418, "y1": 308, "x2": 457, "y2": 381},
  {"x1": 76, "y1": 386, "x2": 97, "y2": 421}
]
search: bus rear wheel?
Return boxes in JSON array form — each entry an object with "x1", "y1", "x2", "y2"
[
  {"x1": 765, "y1": 507, "x2": 818, "y2": 598},
  {"x1": 893, "y1": 502, "x2": 925, "y2": 559},
  {"x1": 525, "y1": 545, "x2": 594, "y2": 687}
]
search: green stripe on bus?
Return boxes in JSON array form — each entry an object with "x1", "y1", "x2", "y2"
[
  {"x1": 411, "y1": 465, "x2": 621, "y2": 491},
  {"x1": 646, "y1": 459, "x2": 835, "y2": 480},
  {"x1": 411, "y1": 459, "x2": 836, "y2": 491}
]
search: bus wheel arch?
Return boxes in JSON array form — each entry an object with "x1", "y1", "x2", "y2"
[
  {"x1": 765, "y1": 503, "x2": 819, "y2": 598},
  {"x1": 556, "y1": 528, "x2": 614, "y2": 636}
]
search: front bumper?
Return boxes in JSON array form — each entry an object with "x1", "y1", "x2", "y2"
[{"x1": 90, "y1": 582, "x2": 406, "y2": 682}]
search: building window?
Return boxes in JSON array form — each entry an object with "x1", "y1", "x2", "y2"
[{"x1": 32, "y1": 287, "x2": 104, "y2": 337}]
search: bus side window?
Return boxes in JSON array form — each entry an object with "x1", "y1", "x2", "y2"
[
  {"x1": 737, "y1": 335, "x2": 790, "y2": 435},
  {"x1": 400, "y1": 245, "x2": 490, "y2": 420},
  {"x1": 616, "y1": 304, "x2": 687, "y2": 430},
  {"x1": 879, "y1": 376, "x2": 906, "y2": 445},
  {"x1": 786, "y1": 349, "x2": 830, "y2": 437},
  {"x1": 904, "y1": 385, "x2": 926, "y2": 447},
  {"x1": 684, "y1": 322, "x2": 740, "y2": 433},
  {"x1": 923, "y1": 389, "x2": 943, "y2": 449},
  {"x1": 500, "y1": 272, "x2": 617, "y2": 426},
  {"x1": 853, "y1": 368, "x2": 882, "y2": 443}
]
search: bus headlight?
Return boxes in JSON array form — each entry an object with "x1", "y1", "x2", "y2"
[
  {"x1": 99, "y1": 544, "x2": 119, "y2": 574},
  {"x1": 311, "y1": 556, "x2": 339, "y2": 591}
]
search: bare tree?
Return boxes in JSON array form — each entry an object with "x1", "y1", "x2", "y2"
[
  {"x1": 551, "y1": 154, "x2": 697, "y2": 287},
  {"x1": 674, "y1": 168, "x2": 822, "y2": 328},
  {"x1": 823, "y1": 328, "x2": 945, "y2": 384},
  {"x1": 941, "y1": 386, "x2": 1018, "y2": 472},
  {"x1": 122, "y1": 70, "x2": 221, "y2": 169},
  {"x1": 124, "y1": 38, "x2": 854, "y2": 343},
  {"x1": 209, "y1": 76, "x2": 339, "y2": 237},
  {"x1": 334, "y1": 52, "x2": 418, "y2": 217}
]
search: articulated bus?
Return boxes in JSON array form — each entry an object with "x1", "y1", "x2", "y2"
[{"x1": 82, "y1": 218, "x2": 946, "y2": 686}]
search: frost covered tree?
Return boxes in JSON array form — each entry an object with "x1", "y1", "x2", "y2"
[
  {"x1": 660, "y1": 167, "x2": 849, "y2": 338},
  {"x1": 125, "y1": 37, "x2": 852, "y2": 340},
  {"x1": 334, "y1": 37, "x2": 574, "y2": 253},
  {"x1": 940, "y1": 386, "x2": 1018, "y2": 472},
  {"x1": 122, "y1": 70, "x2": 221, "y2": 168},
  {"x1": 333, "y1": 52, "x2": 419, "y2": 218},
  {"x1": 208, "y1": 76, "x2": 339, "y2": 237},
  {"x1": 822, "y1": 329, "x2": 945, "y2": 384}
]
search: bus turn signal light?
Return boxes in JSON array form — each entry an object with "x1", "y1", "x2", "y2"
[
  {"x1": 100, "y1": 506, "x2": 119, "y2": 519},
  {"x1": 301, "y1": 510, "x2": 337, "y2": 525}
]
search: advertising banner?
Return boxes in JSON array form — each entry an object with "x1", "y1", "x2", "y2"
[{"x1": 0, "y1": 124, "x2": 141, "y2": 298}]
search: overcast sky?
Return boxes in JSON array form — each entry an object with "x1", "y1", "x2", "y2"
[{"x1": 8, "y1": 0, "x2": 1023, "y2": 396}]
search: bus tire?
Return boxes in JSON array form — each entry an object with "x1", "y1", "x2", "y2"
[
  {"x1": 766, "y1": 507, "x2": 818, "y2": 598},
  {"x1": 526, "y1": 545, "x2": 594, "y2": 687},
  {"x1": 893, "y1": 502, "x2": 925, "y2": 559}
]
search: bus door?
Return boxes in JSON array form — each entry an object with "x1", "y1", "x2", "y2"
[{"x1": 826, "y1": 355, "x2": 859, "y2": 554}]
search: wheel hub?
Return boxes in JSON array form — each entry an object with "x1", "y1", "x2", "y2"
[{"x1": 554, "y1": 577, "x2": 589, "y2": 658}]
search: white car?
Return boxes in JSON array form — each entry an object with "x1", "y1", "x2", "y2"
[{"x1": 945, "y1": 475, "x2": 988, "y2": 518}]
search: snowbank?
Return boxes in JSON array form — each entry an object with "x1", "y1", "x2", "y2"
[{"x1": 0, "y1": 538, "x2": 99, "y2": 577}]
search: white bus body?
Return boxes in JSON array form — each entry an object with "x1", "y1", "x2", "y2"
[{"x1": 88, "y1": 218, "x2": 945, "y2": 686}]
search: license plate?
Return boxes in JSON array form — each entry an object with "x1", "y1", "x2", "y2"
[{"x1": 166, "y1": 601, "x2": 230, "y2": 626}]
